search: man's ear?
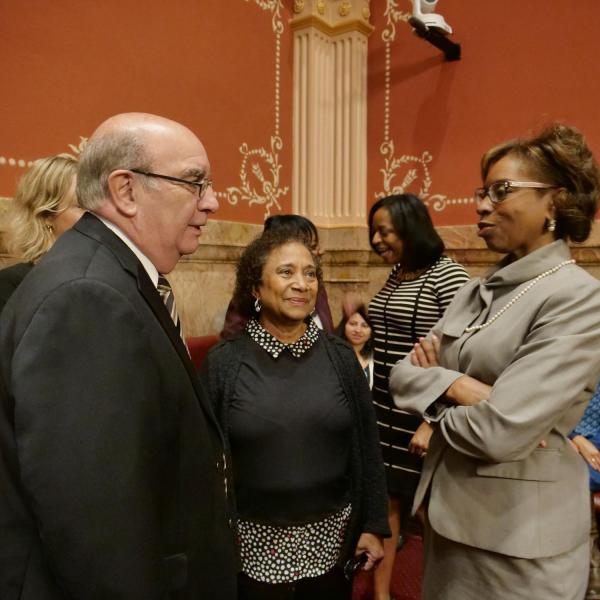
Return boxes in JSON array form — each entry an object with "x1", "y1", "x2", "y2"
[{"x1": 107, "y1": 170, "x2": 138, "y2": 217}]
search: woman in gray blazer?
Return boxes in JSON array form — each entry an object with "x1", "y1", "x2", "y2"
[{"x1": 390, "y1": 124, "x2": 600, "y2": 600}]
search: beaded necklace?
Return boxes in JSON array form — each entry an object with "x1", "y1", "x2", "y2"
[{"x1": 464, "y1": 259, "x2": 575, "y2": 333}]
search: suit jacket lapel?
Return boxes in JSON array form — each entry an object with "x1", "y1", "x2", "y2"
[
  {"x1": 75, "y1": 213, "x2": 222, "y2": 432},
  {"x1": 136, "y1": 266, "x2": 222, "y2": 433}
]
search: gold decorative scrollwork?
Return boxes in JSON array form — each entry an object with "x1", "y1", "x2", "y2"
[
  {"x1": 339, "y1": 1, "x2": 352, "y2": 17},
  {"x1": 0, "y1": 137, "x2": 87, "y2": 173},
  {"x1": 223, "y1": 136, "x2": 288, "y2": 215},
  {"x1": 376, "y1": 1, "x2": 468, "y2": 212},
  {"x1": 317, "y1": 0, "x2": 325, "y2": 15},
  {"x1": 217, "y1": 0, "x2": 289, "y2": 218},
  {"x1": 67, "y1": 137, "x2": 87, "y2": 155},
  {"x1": 378, "y1": 140, "x2": 432, "y2": 198},
  {"x1": 382, "y1": 0, "x2": 409, "y2": 43},
  {"x1": 293, "y1": 0, "x2": 304, "y2": 13}
]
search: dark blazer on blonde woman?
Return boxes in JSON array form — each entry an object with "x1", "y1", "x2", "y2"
[{"x1": 0, "y1": 262, "x2": 33, "y2": 314}]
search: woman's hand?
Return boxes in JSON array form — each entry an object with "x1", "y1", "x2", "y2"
[
  {"x1": 409, "y1": 421, "x2": 434, "y2": 457},
  {"x1": 410, "y1": 334, "x2": 440, "y2": 368},
  {"x1": 445, "y1": 375, "x2": 492, "y2": 406},
  {"x1": 353, "y1": 532, "x2": 384, "y2": 571},
  {"x1": 571, "y1": 435, "x2": 600, "y2": 471}
]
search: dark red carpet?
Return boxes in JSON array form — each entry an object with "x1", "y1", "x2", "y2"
[{"x1": 352, "y1": 534, "x2": 423, "y2": 600}]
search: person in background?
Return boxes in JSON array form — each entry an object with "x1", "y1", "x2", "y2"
[
  {"x1": 335, "y1": 304, "x2": 374, "y2": 389},
  {"x1": 572, "y1": 383, "x2": 600, "y2": 494},
  {"x1": 203, "y1": 228, "x2": 389, "y2": 599},
  {"x1": 571, "y1": 382, "x2": 600, "y2": 599},
  {"x1": 0, "y1": 154, "x2": 82, "y2": 313},
  {"x1": 367, "y1": 193, "x2": 469, "y2": 600},
  {"x1": 220, "y1": 214, "x2": 333, "y2": 339},
  {"x1": 391, "y1": 123, "x2": 600, "y2": 599},
  {"x1": 0, "y1": 113, "x2": 237, "y2": 599}
]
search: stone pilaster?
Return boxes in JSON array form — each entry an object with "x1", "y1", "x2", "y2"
[{"x1": 291, "y1": 1, "x2": 373, "y2": 226}]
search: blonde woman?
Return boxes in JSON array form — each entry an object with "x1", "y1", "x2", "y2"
[{"x1": 0, "y1": 154, "x2": 81, "y2": 312}]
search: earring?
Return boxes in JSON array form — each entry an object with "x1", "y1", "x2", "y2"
[
  {"x1": 45, "y1": 223, "x2": 54, "y2": 232},
  {"x1": 547, "y1": 218, "x2": 557, "y2": 232},
  {"x1": 254, "y1": 298, "x2": 262, "y2": 313}
]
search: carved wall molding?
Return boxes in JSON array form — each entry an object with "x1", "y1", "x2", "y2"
[{"x1": 292, "y1": 0, "x2": 372, "y2": 29}]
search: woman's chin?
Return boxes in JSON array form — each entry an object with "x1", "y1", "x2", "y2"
[
  {"x1": 284, "y1": 308, "x2": 313, "y2": 323},
  {"x1": 484, "y1": 240, "x2": 510, "y2": 255}
]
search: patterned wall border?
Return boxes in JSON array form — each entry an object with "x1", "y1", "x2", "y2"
[
  {"x1": 0, "y1": 138, "x2": 86, "y2": 174},
  {"x1": 218, "y1": 0, "x2": 289, "y2": 219},
  {"x1": 374, "y1": 1, "x2": 472, "y2": 212},
  {"x1": 1, "y1": 3, "x2": 288, "y2": 220}
]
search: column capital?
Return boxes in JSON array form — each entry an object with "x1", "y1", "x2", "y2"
[{"x1": 291, "y1": 0, "x2": 373, "y2": 36}]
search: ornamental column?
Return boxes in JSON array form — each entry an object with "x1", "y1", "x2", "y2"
[{"x1": 291, "y1": 0, "x2": 373, "y2": 226}]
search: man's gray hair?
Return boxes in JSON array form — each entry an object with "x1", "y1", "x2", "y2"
[{"x1": 76, "y1": 130, "x2": 153, "y2": 210}]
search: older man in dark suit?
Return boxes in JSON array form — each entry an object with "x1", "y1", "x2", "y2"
[{"x1": 0, "y1": 113, "x2": 237, "y2": 599}]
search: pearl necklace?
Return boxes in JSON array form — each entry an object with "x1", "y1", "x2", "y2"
[{"x1": 464, "y1": 259, "x2": 575, "y2": 333}]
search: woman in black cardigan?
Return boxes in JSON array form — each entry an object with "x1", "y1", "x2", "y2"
[{"x1": 201, "y1": 228, "x2": 389, "y2": 600}]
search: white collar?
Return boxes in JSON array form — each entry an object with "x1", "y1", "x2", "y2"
[{"x1": 94, "y1": 214, "x2": 159, "y2": 287}]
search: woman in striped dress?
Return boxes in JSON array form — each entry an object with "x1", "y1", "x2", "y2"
[{"x1": 368, "y1": 194, "x2": 469, "y2": 600}]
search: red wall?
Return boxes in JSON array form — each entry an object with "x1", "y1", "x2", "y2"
[
  {"x1": 3, "y1": 1, "x2": 599, "y2": 228},
  {"x1": 0, "y1": 0, "x2": 293, "y2": 223},
  {"x1": 367, "y1": 0, "x2": 600, "y2": 225}
]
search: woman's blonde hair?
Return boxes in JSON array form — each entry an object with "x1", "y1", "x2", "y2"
[{"x1": 7, "y1": 153, "x2": 78, "y2": 262}]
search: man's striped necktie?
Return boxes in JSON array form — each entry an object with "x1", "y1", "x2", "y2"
[{"x1": 157, "y1": 275, "x2": 187, "y2": 349}]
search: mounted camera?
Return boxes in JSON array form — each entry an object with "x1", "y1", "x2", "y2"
[
  {"x1": 410, "y1": 0, "x2": 453, "y2": 35},
  {"x1": 408, "y1": 0, "x2": 461, "y2": 61}
]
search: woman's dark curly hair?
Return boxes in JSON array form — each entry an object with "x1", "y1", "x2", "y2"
[
  {"x1": 334, "y1": 304, "x2": 374, "y2": 358},
  {"x1": 481, "y1": 123, "x2": 600, "y2": 243},
  {"x1": 232, "y1": 228, "x2": 323, "y2": 319}
]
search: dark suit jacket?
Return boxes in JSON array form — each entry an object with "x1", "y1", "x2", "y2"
[
  {"x1": 0, "y1": 213, "x2": 237, "y2": 599},
  {"x1": 0, "y1": 262, "x2": 33, "y2": 315}
]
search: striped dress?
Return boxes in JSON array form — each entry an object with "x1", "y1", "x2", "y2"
[{"x1": 369, "y1": 255, "x2": 469, "y2": 498}]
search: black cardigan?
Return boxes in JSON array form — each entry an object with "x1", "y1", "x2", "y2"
[{"x1": 201, "y1": 331, "x2": 390, "y2": 564}]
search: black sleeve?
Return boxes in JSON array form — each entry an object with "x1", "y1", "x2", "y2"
[
  {"x1": 329, "y1": 339, "x2": 390, "y2": 537},
  {"x1": 10, "y1": 279, "x2": 167, "y2": 598}
]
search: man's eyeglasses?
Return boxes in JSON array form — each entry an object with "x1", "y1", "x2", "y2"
[
  {"x1": 130, "y1": 169, "x2": 213, "y2": 199},
  {"x1": 474, "y1": 180, "x2": 555, "y2": 205}
]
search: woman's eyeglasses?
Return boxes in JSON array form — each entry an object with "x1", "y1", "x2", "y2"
[{"x1": 474, "y1": 180, "x2": 555, "y2": 205}]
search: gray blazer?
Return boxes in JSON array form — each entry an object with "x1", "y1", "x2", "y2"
[{"x1": 390, "y1": 240, "x2": 600, "y2": 559}]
